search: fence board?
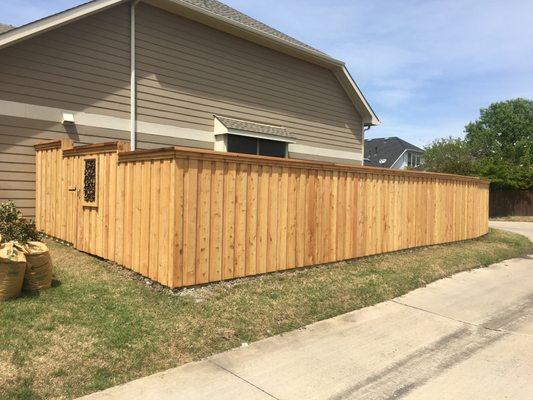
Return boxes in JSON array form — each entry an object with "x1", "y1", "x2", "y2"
[
  {"x1": 34, "y1": 141, "x2": 490, "y2": 289},
  {"x1": 222, "y1": 162, "x2": 236, "y2": 280},
  {"x1": 245, "y1": 164, "x2": 258, "y2": 276},
  {"x1": 489, "y1": 190, "x2": 532, "y2": 217}
]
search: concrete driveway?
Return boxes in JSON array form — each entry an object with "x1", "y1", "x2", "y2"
[
  {"x1": 82, "y1": 225, "x2": 533, "y2": 400},
  {"x1": 489, "y1": 220, "x2": 533, "y2": 241}
]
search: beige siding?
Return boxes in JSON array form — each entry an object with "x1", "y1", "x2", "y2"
[
  {"x1": 0, "y1": 5, "x2": 131, "y2": 119},
  {"x1": 134, "y1": 4, "x2": 363, "y2": 151},
  {"x1": 0, "y1": 3, "x2": 363, "y2": 152},
  {"x1": 0, "y1": 3, "x2": 364, "y2": 217},
  {"x1": 0, "y1": 115, "x2": 210, "y2": 217}
]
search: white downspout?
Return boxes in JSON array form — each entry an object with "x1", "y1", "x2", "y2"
[
  {"x1": 362, "y1": 123, "x2": 371, "y2": 164},
  {"x1": 130, "y1": 0, "x2": 141, "y2": 151}
]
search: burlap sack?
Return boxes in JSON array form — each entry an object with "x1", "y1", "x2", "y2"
[
  {"x1": 19, "y1": 242, "x2": 53, "y2": 293},
  {"x1": 0, "y1": 241, "x2": 27, "y2": 301}
]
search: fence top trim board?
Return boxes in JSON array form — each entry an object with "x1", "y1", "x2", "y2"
[
  {"x1": 62, "y1": 141, "x2": 130, "y2": 157},
  {"x1": 34, "y1": 139, "x2": 490, "y2": 184},
  {"x1": 34, "y1": 139, "x2": 74, "y2": 151}
]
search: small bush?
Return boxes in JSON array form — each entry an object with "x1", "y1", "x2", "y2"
[{"x1": 0, "y1": 201, "x2": 41, "y2": 243}]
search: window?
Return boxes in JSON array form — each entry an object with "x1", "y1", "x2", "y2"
[
  {"x1": 227, "y1": 134, "x2": 257, "y2": 155},
  {"x1": 259, "y1": 138, "x2": 287, "y2": 157},
  {"x1": 83, "y1": 158, "x2": 97, "y2": 206},
  {"x1": 226, "y1": 134, "x2": 287, "y2": 158},
  {"x1": 407, "y1": 152, "x2": 422, "y2": 168}
]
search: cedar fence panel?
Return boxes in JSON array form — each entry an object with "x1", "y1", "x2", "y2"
[
  {"x1": 35, "y1": 140, "x2": 490, "y2": 288},
  {"x1": 489, "y1": 190, "x2": 533, "y2": 217}
]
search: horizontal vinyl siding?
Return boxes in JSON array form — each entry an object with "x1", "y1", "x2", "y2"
[
  {"x1": 134, "y1": 4, "x2": 363, "y2": 152},
  {"x1": 0, "y1": 4, "x2": 131, "y2": 119},
  {"x1": 289, "y1": 152, "x2": 361, "y2": 165},
  {"x1": 0, "y1": 2, "x2": 365, "y2": 217},
  {"x1": 0, "y1": 116, "x2": 210, "y2": 217}
]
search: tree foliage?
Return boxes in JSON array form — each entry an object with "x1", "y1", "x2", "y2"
[
  {"x1": 423, "y1": 98, "x2": 533, "y2": 190},
  {"x1": 423, "y1": 137, "x2": 475, "y2": 176}
]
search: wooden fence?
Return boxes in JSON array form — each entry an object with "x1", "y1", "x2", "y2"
[
  {"x1": 489, "y1": 190, "x2": 533, "y2": 217},
  {"x1": 35, "y1": 140, "x2": 490, "y2": 288}
]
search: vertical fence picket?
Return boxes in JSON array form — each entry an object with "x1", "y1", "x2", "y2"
[{"x1": 34, "y1": 142, "x2": 490, "y2": 289}]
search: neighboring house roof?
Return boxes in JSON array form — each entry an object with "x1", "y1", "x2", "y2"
[
  {"x1": 0, "y1": 23, "x2": 15, "y2": 33},
  {"x1": 364, "y1": 137, "x2": 424, "y2": 168},
  {"x1": 215, "y1": 116, "x2": 291, "y2": 138},
  {"x1": 0, "y1": 0, "x2": 379, "y2": 126}
]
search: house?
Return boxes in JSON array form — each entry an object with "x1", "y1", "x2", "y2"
[
  {"x1": 364, "y1": 137, "x2": 424, "y2": 169},
  {"x1": 0, "y1": 0, "x2": 379, "y2": 218}
]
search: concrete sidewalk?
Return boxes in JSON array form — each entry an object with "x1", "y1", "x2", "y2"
[
  {"x1": 81, "y1": 226, "x2": 533, "y2": 400},
  {"x1": 489, "y1": 220, "x2": 533, "y2": 241}
]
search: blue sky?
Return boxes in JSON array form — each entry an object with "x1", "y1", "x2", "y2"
[{"x1": 2, "y1": 0, "x2": 532, "y2": 147}]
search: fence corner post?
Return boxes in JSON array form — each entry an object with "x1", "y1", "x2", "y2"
[
  {"x1": 116, "y1": 141, "x2": 130, "y2": 153},
  {"x1": 60, "y1": 139, "x2": 74, "y2": 151}
]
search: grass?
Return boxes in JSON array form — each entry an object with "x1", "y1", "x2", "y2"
[
  {"x1": 1, "y1": 229, "x2": 531, "y2": 400},
  {"x1": 490, "y1": 216, "x2": 533, "y2": 222}
]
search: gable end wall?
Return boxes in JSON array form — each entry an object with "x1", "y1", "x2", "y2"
[{"x1": 0, "y1": 3, "x2": 364, "y2": 217}]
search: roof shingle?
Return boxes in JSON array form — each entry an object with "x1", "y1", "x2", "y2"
[
  {"x1": 216, "y1": 115, "x2": 291, "y2": 138},
  {"x1": 178, "y1": 0, "x2": 327, "y2": 55},
  {"x1": 364, "y1": 137, "x2": 423, "y2": 168}
]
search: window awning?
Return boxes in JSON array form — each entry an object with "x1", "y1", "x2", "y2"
[{"x1": 214, "y1": 115, "x2": 294, "y2": 143}]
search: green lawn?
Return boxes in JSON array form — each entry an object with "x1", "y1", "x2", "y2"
[{"x1": 1, "y1": 229, "x2": 531, "y2": 400}]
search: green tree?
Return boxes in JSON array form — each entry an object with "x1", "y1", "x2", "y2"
[
  {"x1": 423, "y1": 98, "x2": 533, "y2": 190},
  {"x1": 465, "y1": 98, "x2": 532, "y2": 166},
  {"x1": 423, "y1": 137, "x2": 475, "y2": 176},
  {"x1": 465, "y1": 98, "x2": 533, "y2": 190}
]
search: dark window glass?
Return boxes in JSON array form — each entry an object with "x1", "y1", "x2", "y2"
[
  {"x1": 259, "y1": 139, "x2": 286, "y2": 158},
  {"x1": 226, "y1": 134, "x2": 287, "y2": 158},
  {"x1": 227, "y1": 134, "x2": 257, "y2": 155}
]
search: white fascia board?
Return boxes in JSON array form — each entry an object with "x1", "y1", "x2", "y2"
[
  {"x1": 390, "y1": 149, "x2": 408, "y2": 169},
  {"x1": 0, "y1": 0, "x2": 127, "y2": 50},
  {"x1": 335, "y1": 66, "x2": 380, "y2": 126}
]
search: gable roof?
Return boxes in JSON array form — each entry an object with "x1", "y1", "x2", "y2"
[
  {"x1": 0, "y1": 0, "x2": 379, "y2": 125},
  {"x1": 364, "y1": 137, "x2": 424, "y2": 168},
  {"x1": 178, "y1": 0, "x2": 326, "y2": 55}
]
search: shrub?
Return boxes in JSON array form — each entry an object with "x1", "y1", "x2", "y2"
[{"x1": 0, "y1": 201, "x2": 41, "y2": 243}]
